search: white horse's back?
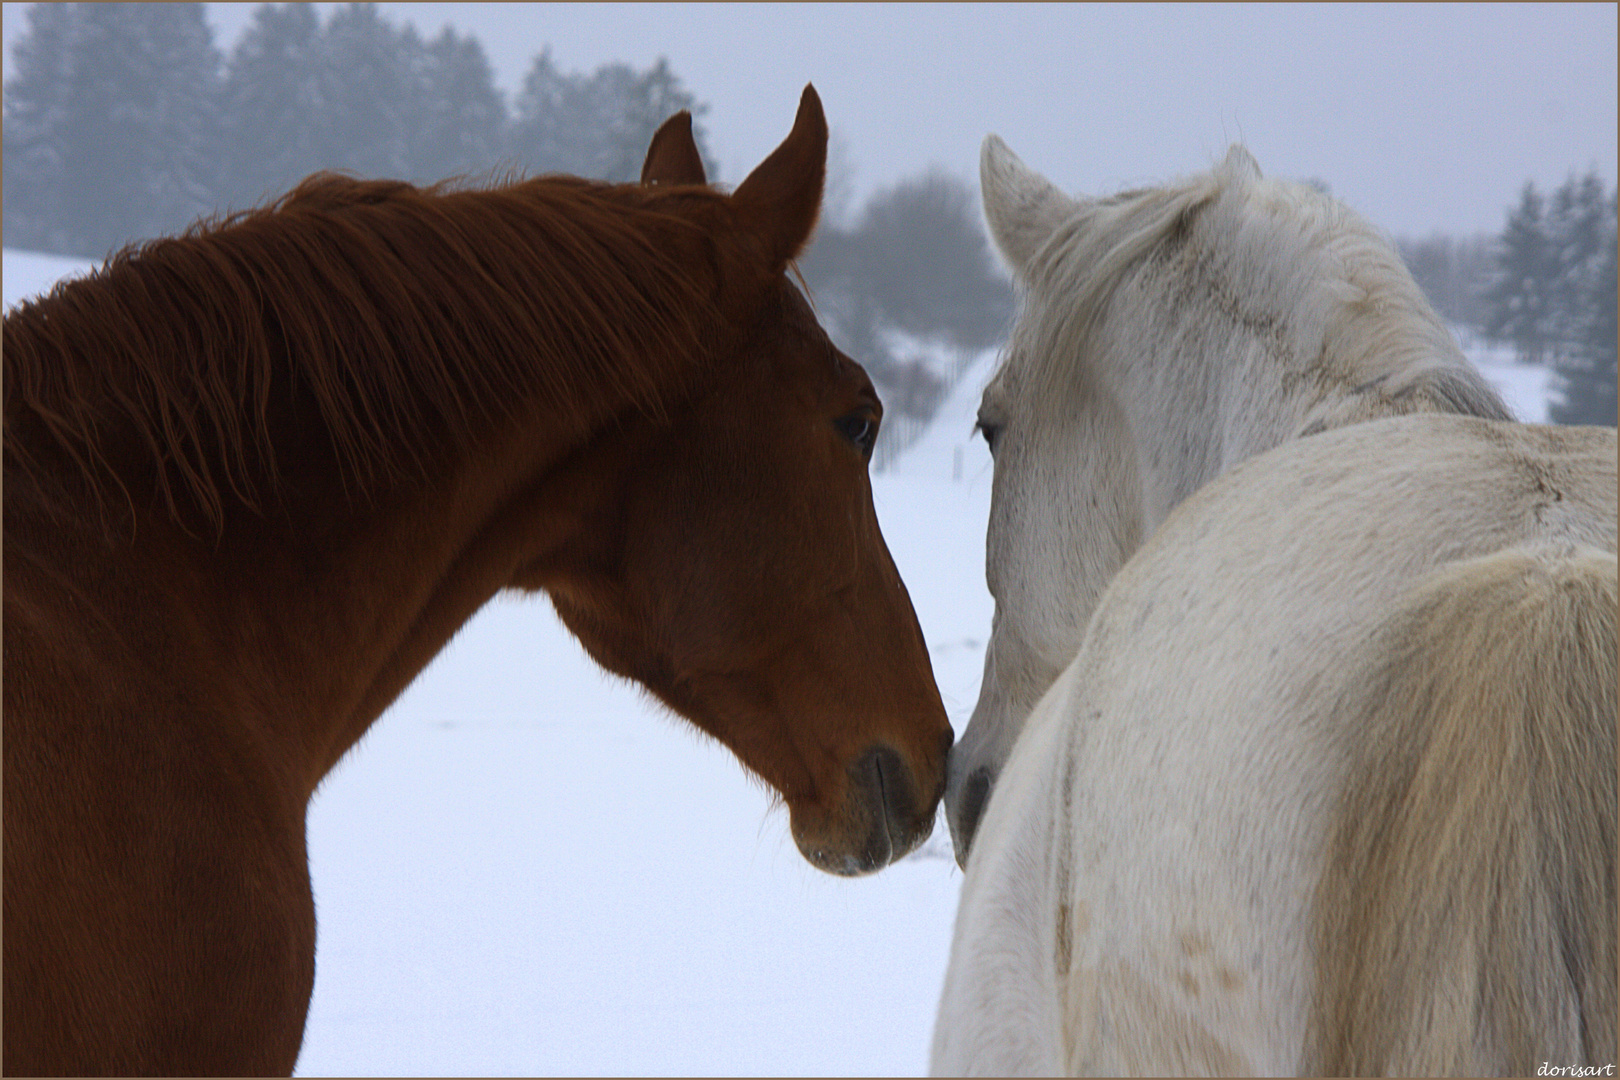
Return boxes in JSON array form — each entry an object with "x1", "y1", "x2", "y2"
[
  {"x1": 1308, "y1": 532, "x2": 1615, "y2": 1074},
  {"x1": 935, "y1": 415, "x2": 1617, "y2": 1075}
]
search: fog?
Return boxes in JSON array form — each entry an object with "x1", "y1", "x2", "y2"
[{"x1": 17, "y1": 2, "x2": 1608, "y2": 238}]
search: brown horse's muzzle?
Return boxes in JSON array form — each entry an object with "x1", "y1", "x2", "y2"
[{"x1": 790, "y1": 739, "x2": 949, "y2": 876}]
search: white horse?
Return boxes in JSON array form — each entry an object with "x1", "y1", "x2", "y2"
[{"x1": 932, "y1": 140, "x2": 1616, "y2": 1076}]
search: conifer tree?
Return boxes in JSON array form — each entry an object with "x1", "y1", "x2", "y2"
[
  {"x1": 797, "y1": 169, "x2": 1014, "y2": 433},
  {"x1": 58, "y1": 4, "x2": 155, "y2": 253},
  {"x1": 409, "y1": 27, "x2": 506, "y2": 186},
  {"x1": 508, "y1": 48, "x2": 573, "y2": 176},
  {"x1": 5, "y1": 2, "x2": 726, "y2": 268},
  {"x1": 510, "y1": 51, "x2": 715, "y2": 182},
  {"x1": 31, "y1": 3, "x2": 221, "y2": 257},
  {"x1": 1547, "y1": 177, "x2": 1617, "y2": 425},
  {"x1": 221, "y1": 2, "x2": 325, "y2": 209},
  {"x1": 1485, "y1": 172, "x2": 1618, "y2": 426},
  {"x1": 1396, "y1": 232, "x2": 1494, "y2": 330},
  {"x1": 601, "y1": 58, "x2": 712, "y2": 183},
  {"x1": 313, "y1": 3, "x2": 417, "y2": 181},
  {"x1": 136, "y1": 3, "x2": 226, "y2": 233},
  {"x1": 1484, "y1": 182, "x2": 1558, "y2": 365},
  {"x1": 2, "y1": 2, "x2": 81, "y2": 251}
]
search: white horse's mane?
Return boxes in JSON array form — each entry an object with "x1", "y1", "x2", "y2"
[{"x1": 1003, "y1": 146, "x2": 1510, "y2": 429}]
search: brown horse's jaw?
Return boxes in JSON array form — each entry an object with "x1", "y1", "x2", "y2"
[{"x1": 791, "y1": 745, "x2": 938, "y2": 876}]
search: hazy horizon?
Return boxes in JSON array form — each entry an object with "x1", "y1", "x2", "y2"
[{"x1": 3, "y1": 3, "x2": 1616, "y2": 238}]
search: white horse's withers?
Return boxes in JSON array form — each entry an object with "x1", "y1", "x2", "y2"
[{"x1": 933, "y1": 141, "x2": 1616, "y2": 1075}]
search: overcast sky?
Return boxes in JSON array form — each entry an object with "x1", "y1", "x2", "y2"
[{"x1": 4, "y1": 3, "x2": 1616, "y2": 237}]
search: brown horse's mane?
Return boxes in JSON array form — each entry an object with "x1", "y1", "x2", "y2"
[{"x1": 3, "y1": 171, "x2": 733, "y2": 531}]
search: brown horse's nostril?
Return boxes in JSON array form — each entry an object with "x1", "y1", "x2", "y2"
[
  {"x1": 852, "y1": 744, "x2": 931, "y2": 872},
  {"x1": 865, "y1": 745, "x2": 904, "y2": 852},
  {"x1": 955, "y1": 766, "x2": 994, "y2": 866}
]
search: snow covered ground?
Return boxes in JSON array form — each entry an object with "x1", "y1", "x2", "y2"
[
  {"x1": 1453, "y1": 323, "x2": 1557, "y2": 424},
  {"x1": 3, "y1": 247, "x2": 1559, "y2": 1075}
]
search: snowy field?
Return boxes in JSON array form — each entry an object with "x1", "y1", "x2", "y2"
[{"x1": 4, "y1": 247, "x2": 1556, "y2": 1075}]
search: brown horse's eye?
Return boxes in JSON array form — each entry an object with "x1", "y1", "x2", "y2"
[{"x1": 835, "y1": 413, "x2": 878, "y2": 458}]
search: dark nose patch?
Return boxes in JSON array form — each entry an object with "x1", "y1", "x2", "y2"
[
  {"x1": 955, "y1": 766, "x2": 994, "y2": 863},
  {"x1": 863, "y1": 745, "x2": 906, "y2": 845},
  {"x1": 851, "y1": 744, "x2": 926, "y2": 873}
]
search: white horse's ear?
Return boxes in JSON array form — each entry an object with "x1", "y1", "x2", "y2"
[
  {"x1": 980, "y1": 135, "x2": 1074, "y2": 276},
  {"x1": 1218, "y1": 144, "x2": 1262, "y2": 185}
]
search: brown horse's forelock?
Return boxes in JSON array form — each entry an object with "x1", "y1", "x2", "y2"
[{"x1": 2, "y1": 171, "x2": 729, "y2": 531}]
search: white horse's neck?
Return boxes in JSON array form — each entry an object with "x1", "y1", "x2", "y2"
[
  {"x1": 952, "y1": 136, "x2": 1521, "y2": 867},
  {"x1": 1085, "y1": 167, "x2": 1509, "y2": 533}
]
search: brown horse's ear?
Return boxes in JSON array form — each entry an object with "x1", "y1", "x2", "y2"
[
  {"x1": 731, "y1": 84, "x2": 827, "y2": 270},
  {"x1": 641, "y1": 111, "x2": 708, "y2": 185}
]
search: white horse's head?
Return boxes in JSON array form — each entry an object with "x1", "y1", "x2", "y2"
[{"x1": 945, "y1": 139, "x2": 1507, "y2": 865}]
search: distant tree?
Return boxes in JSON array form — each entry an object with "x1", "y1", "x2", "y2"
[
  {"x1": 1483, "y1": 172, "x2": 1617, "y2": 426},
  {"x1": 312, "y1": 3, "x2": 418, "y2": 181},
  {"x1": 846, "y1": 170, "x2": 1012, "y2": 351},
  {"x1": 1396, "y1": 232, "x2": 1494, "y2": 330},
  {"x1": 506, "y1": 49, "x2": 569, "y2": 173},
  {"x1": 1552, "y1": 230, "x2": 1617, "y2": 425},
  {"x1": 509, "y1": 50, "x2": 716, "y2": 182},
  {"x1": 606, "y1": 57, "x2": 713, "y2": 183},
  {"x1": 1545, "y1": 178, "x2": 1617, "y2": 425},
  {"x1": 2, "y1": 2, "x2": 80, "y2": 251},
  {"x1": 55, "y1": 4, "x2": 155, "y2": 253},
  {"x1": 8, "y1": 3, "x2": 222, "y2": 257},
  {"x1": 1545, "y1": 174, "x2": 1609, "y2": 355},
  {"x1": 136, "y1": 4, "x2": 226, "y2": 232},
  {"x1": 408, "y1": 26, "x2": 506, "y2": 186},
  {"x1": 220, "y1": 3, "x2": 326, "y2": 209},
  {"x1": 799, "y1": 169, "x2": 1012, "y2": 428},
  {"x1": 4, "y1": 1, "x2": 720, "y2": 262},
  {"x1": 881, "y1": 357, "x2": 949, "y2": 420},
  {"x1": 1484, "y1": 182, "x2": 1559, "y2": 365},
  {"x1": 792, "y1": 167, "x2": 1011, "y2": 470},
  {"x1": 797, "y1": 252, "x2": 895, "y2": 391}
]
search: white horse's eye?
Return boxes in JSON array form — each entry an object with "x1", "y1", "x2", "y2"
[{"x1": 974, "y1": 420, "x2": 1002, "y2": 454}]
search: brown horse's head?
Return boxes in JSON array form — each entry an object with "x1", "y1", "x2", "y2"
[{"x1": 531, "y1": 87, "x2": 952, "y2": 875}]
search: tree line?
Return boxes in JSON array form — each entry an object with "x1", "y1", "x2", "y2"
[
  {"x1": 800, "y1": 168, "x2": 1013, "y2": 453},
  {"x1": 2, "y1": 2, "x2": 716, "y2": 257},
  {"x1": 1398, "y1": 169, "x2": 1617, "y2": 426},
  {"x1": 2, "y1": 2, "x2": 1013, "y2": 449}
]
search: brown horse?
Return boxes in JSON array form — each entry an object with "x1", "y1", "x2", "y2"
[{"x1": 3, "y1": 86, "x2": 952, "y2": 1076}]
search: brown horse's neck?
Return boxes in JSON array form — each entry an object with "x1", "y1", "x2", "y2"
[
  {"x1": 2, "y1": 174, "x2": 736, "y2": 798},
  {"x1": 7, "y1": 342, "x2": 692, "y2": 803},
  {"x1": 8, "y1": 354, "x2": 672, "y2": 802}
]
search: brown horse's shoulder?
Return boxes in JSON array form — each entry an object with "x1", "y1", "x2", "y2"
[{"x1": 6, "y1": 555, "x2": 317, "y2": 1077}]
